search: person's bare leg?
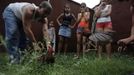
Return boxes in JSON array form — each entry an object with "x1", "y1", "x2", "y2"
[
  {"x1": 82, "y1": 36, "x2": 86, "y2": 57},
  {"x1": 58, "y1": 36, "x2": 64, "y2": 54},
  {"x1": 97, "y1": 45, "x2": 102, "y2": 58},
  {"x1": 96, "y1": 27, "x2": 104, "y2": 58},
  {"x1": 64, "y1": 38, "x2": 68, "y2": 55},
  {"x1": 106, "y1": 43, "x2": 111, "y2": 59},
  {"x1": 75, "y1": 33, "x2": 82, "y2": 58},
  {"x1": 96, "y1": 28, "x2": 103, "y2": 32}
]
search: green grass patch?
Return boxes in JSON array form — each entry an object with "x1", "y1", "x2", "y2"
[{"x1": 0, "y1": 52, "x2": 134, "y2": 75}]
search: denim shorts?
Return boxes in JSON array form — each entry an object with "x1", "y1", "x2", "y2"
[{"x1": 58, "y1": 25, "x2": 71, "y2": 38}]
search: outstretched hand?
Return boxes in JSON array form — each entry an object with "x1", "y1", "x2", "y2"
[
  {"x1": 118, "y1": 38, "x2": 131, "y2": 45},
  {"x1": 47, "y1": 43, "x2": 54, "y2": 56}
]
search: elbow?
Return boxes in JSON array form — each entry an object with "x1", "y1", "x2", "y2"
[{"x1": 56, "y1": 19, "x2": 59, "y2": 23}]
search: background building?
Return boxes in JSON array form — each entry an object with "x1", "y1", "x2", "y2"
[{"x1": 0, "y1": 0, "x2": 133, "y2": 51}]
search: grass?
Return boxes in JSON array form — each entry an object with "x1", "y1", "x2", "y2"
[
  {"x1": 0, "y1": 35, "x2": 134, "y2": 75},
  {"x1": 0, "y1": 52, "x2": 134, "y2": 75}
]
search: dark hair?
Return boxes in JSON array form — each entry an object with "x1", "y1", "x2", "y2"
[
  {"x1": 39, "y1": 1, "x2": 52, "y2": 14},
  {"x1": 40, "y1": 1, "x2": 52, "y2": 8},
  {"x1": 81, "y1": 2, "x2": 86, "y2": 8}
]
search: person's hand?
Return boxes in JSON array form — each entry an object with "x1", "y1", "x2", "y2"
[
  {"x1": 33, "y1": 42, "x2": 41, "y2": 51},
  {"x1": 117, "y1": 41, "x2": 127, "y2": 52},
  {"x1": 118, "y1": 38, "x2": 130, "y2": 45},
  {"x1": 46, "y1": 42, "x2": 53, "y2": 56}
]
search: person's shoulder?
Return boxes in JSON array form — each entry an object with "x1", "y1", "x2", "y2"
[{"x1": 23, "y1": 4, "x2": 35, "y2": 15}]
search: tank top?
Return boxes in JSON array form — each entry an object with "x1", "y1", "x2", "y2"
[
  {"x1": 97, "y1": 5, "x2": 112, "y2": 23},
  {"x1": 62, "y1": 13, "x2": 73, "y2": 26},
  {"x1": 8, "y1": 2, "x2": 38, "y2": 20},
  {"x1": 78, "y1": 12, "x2": 89, "y2": 28}
]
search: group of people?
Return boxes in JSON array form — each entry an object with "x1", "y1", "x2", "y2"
[{"x1": 2, "y1": 0, "x2": 134, "y2": 64}]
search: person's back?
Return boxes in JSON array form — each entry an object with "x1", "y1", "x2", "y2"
[{"x1": 7, "y1": 2, "x2": 35, "y2": 20}]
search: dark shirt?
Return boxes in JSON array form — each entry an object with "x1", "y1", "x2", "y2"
[{"x1": 62, "y1": 13, "x2": 73, "y2": 26}]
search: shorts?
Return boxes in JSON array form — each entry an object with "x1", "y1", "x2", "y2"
[
  {"x1": 77, "y1": 27, "x2": 91, "y2": 37},
  {"x1": 58, "y1": 25, "x2": 71, "y2": 38},
  {"x1": 96, "y1": 22, "x2": 112, "y2": 29}
]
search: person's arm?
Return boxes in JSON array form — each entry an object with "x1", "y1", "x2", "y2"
[
  {"x1": 85, "y1": 12, "x2": 90, "y2": 21},
  {"x1": 22, "y1": 5, "x2": 36, "y2": 43},
  {"x1": 57, "y1": 13, "x2": 63, "y2": 26},
  {"x1": 131, "y1": 22, "x2": 134, "y2": 35},
  {"x1": 70, "y1": 13, "x2": 76, "y2": 28},
  {"x1": 94, "y1": 2, "x2": 106, "y2": 18},
  {"x1": 42, "y1": 18, "x2": 52, "y2": 47},
  {"x1": 94, "y1": 7, "x2": 102, "y2": 18},
  {"x1": 94, "y1": 4, "x2": 103, "y2": 18},
  {"x1": 101, "y1": 5, "x2": 112, "y2": 17},
  {"x1": 73, "y1": 13, "x2": 81, "y2": 27},
  {"x1": 72, "y1": 13, "x2": 77, "y2": 21}
]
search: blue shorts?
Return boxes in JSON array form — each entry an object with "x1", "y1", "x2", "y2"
[
  {"x1": 77, "y1": 27, "x2": 91, "y2": 36},
  {"x1": 58, "y1": 25, "x2": 71, "y2": 38},
  {"x1": 77, "y1": 27, "x2": 83, "y2": 33}
]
